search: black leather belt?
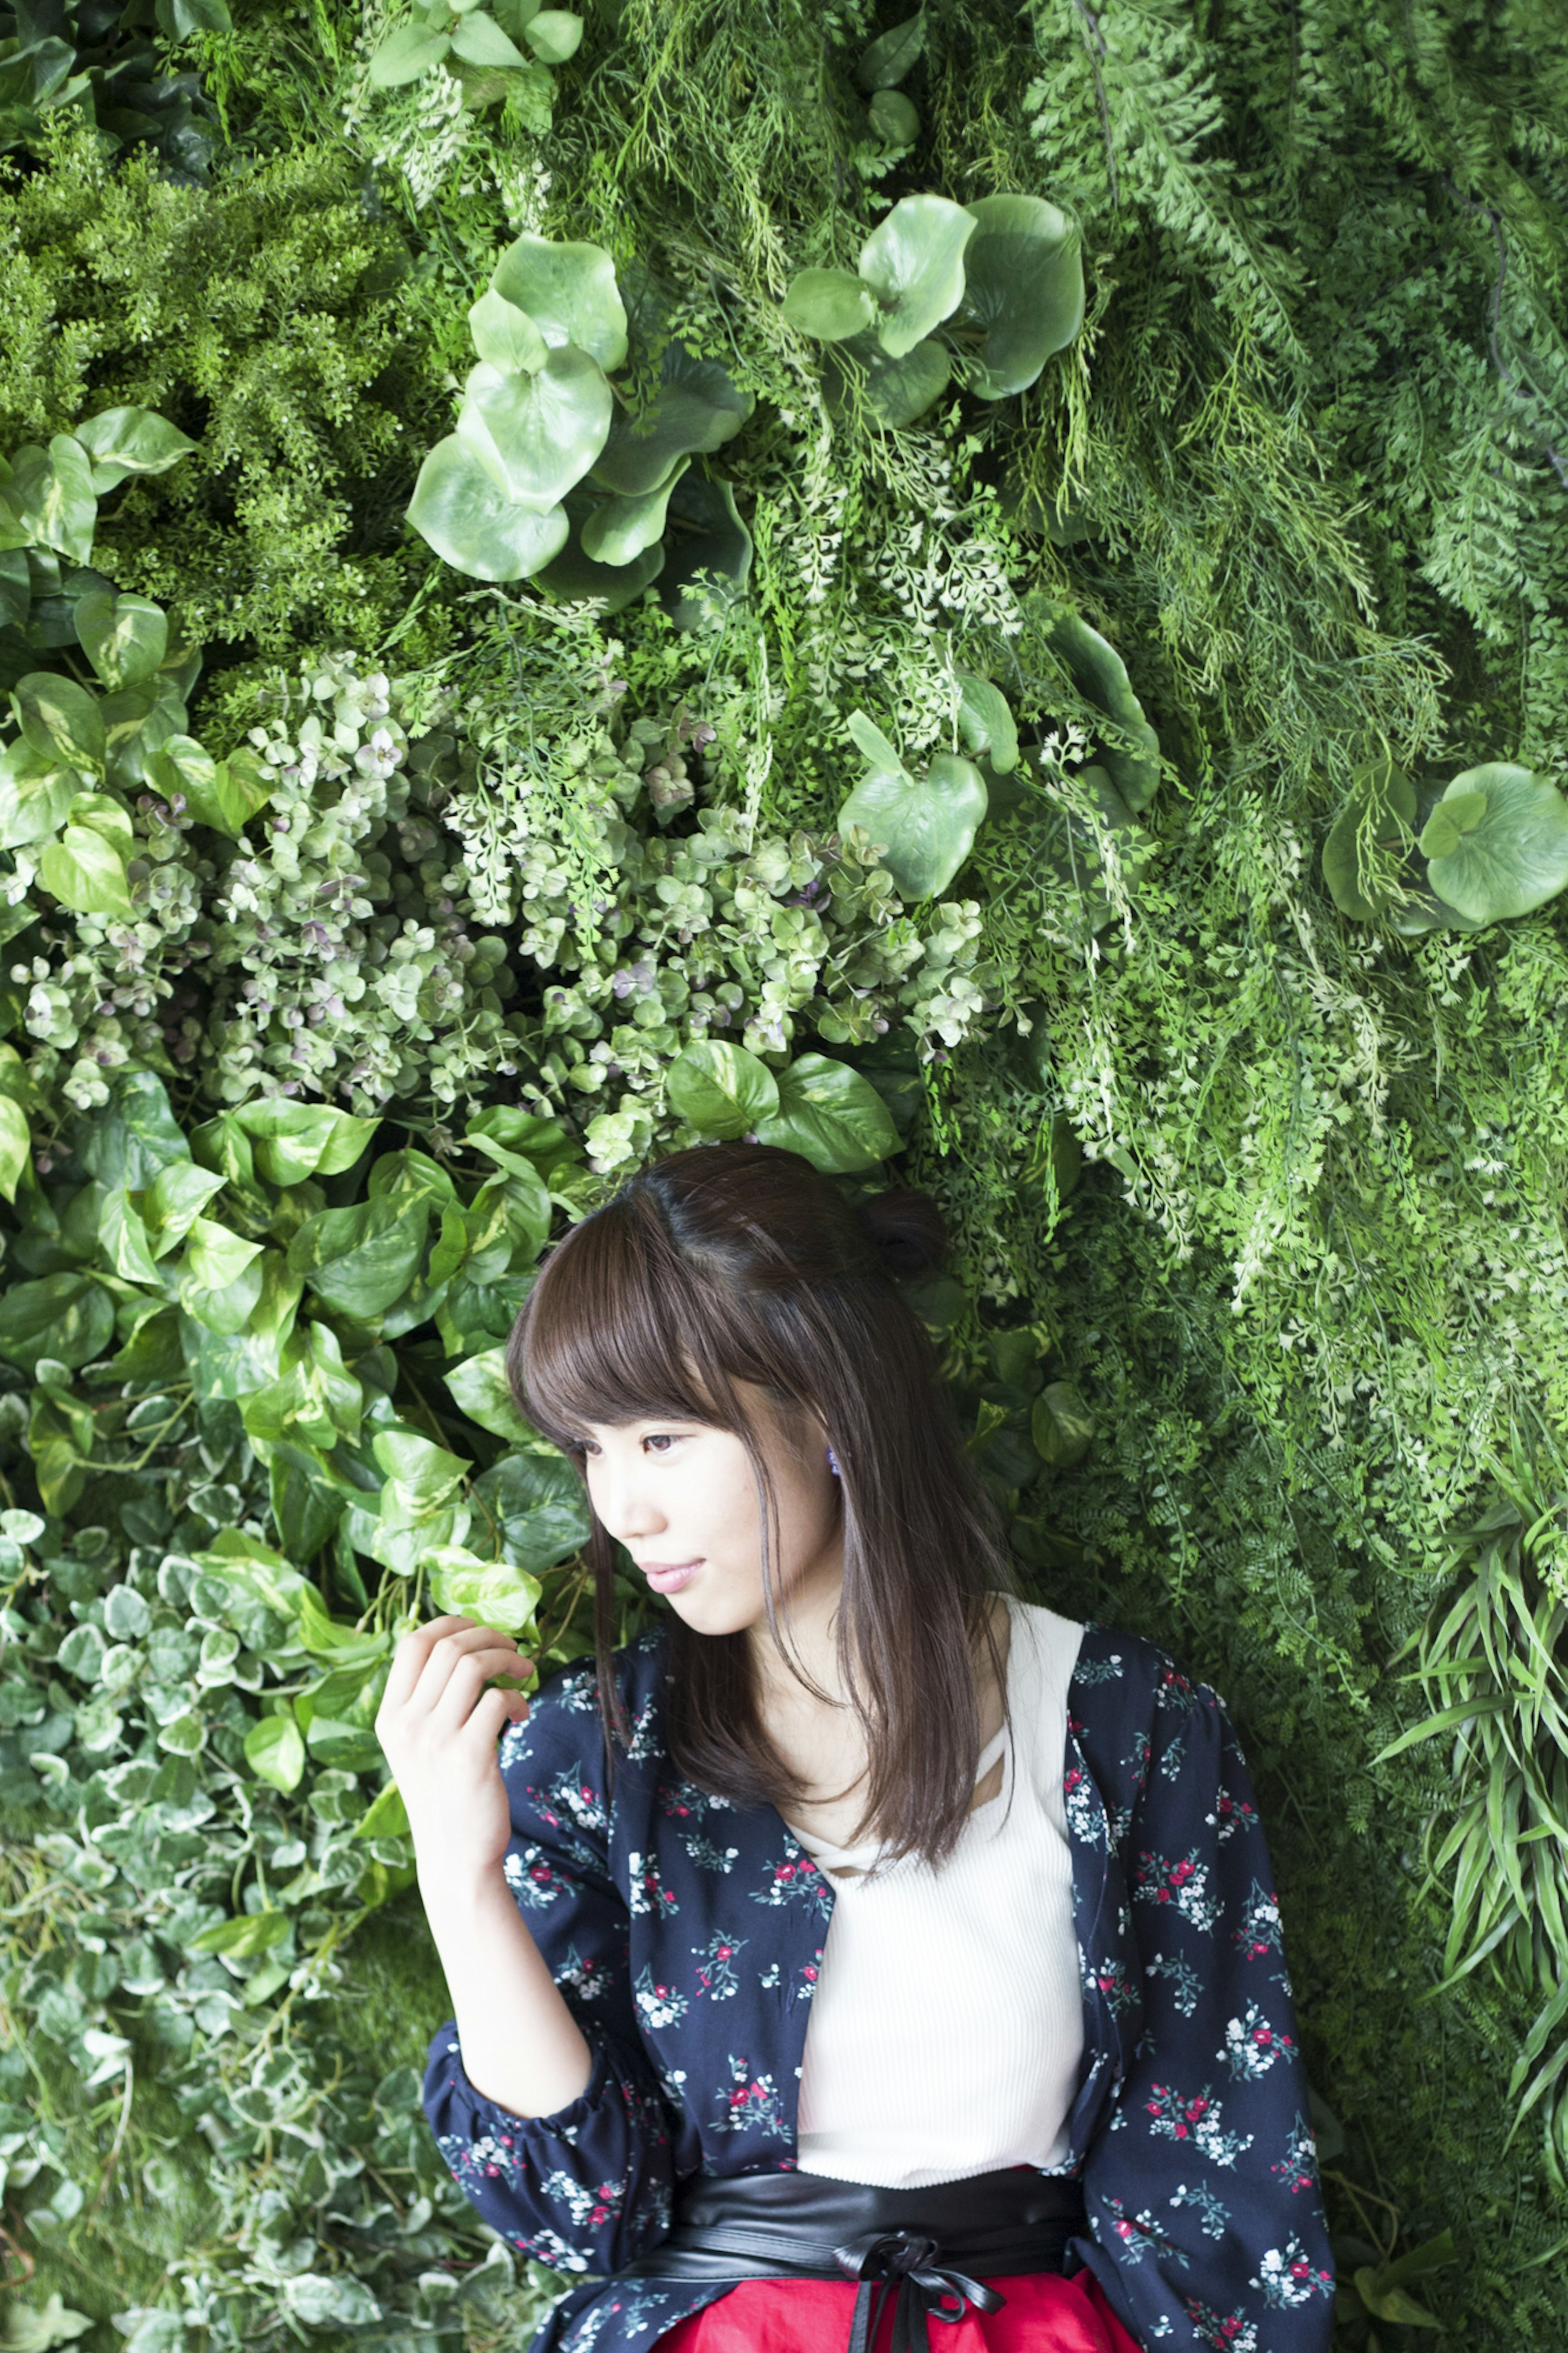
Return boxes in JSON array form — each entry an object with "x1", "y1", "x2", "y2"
[{"x1": 620, "y1": 2165, "x2": 1087, "y2": 2353}]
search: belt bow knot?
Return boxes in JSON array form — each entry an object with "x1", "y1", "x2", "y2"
[{"x1": 833, "y1": 2228, "x2": 1007, "y2": 2353}]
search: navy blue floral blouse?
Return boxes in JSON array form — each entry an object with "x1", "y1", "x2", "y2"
[{"x1": 422, "y1": 1622, "x2": 1335, "y2": 2353}]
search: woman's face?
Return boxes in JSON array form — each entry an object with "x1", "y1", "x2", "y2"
[{"x1": 579, "y1": 1385, "x2": 844, "y2": 1639}]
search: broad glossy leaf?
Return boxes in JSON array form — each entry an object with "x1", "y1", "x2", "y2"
[
  {"x1": 756, "y1": 1053, "x2": 901, "y2": 1174},
  {"x1": 591, "y1": 342, "x2": 751, "y2": 497},
  {"x1": 829, "y1": 330, "x2": 950, "y2": 428},
  {"x1": 659, "y1": 471, "x2": 753, "y2": 631},
  {"x1": 72, "y1": 407, "x2": 198, "y2": 494},
  {"x1": 408, "y1": 433, "x2": 570, "y2": 582},
  {"x1": 472, "y1": 1451, "x2": 590, "y2": 1575},
  {"x1": 426, "y1": 1545, "x2": 542, "y2": 1633},
  {"x1": 288, "y1": 1193, "x2": 432, "y2": 1320},
  {"x1": 522, "y1": 7, "x2": 581, "y2": 60},
  {"x1": 8, "y1": 438, "x2": 97, "y2": 565},
  {"x1": 490, "y1": 234, "x2": 628, "y2": 372},
  {"x1": 0, "y1": 740, "x2": 79, "y2": 849},
  {"x1": 444, "y1": 1346, "x2": 537, "y2": 1444},
  {"x1": 955, "y1": 671, "x2": 1018, "y2": 772},
  {"x1": 80, "y1": 1068, "x2": 188, "y2": 1187},
  {"x1": 839, "y1": 752, "x2": 988, "y2": 900},
  {"x1": 0, "y1": 1271, "x2": 114, "y2": 1371},
  {"x1": 1039, "y1": 605, "x2": 1161, "y2": 813},
  {"x1": 535, "y1": 513, "x2": 666, "y2": 609},
  {"x1": 858, "y1": 193, "x2": 974, "y2": 358},
  {"x1": 184, "y1": 1216, "x2": 263, "y2": 1293},
  {"x1": 581, "y1": 458, "x2": 689, "y2": 566},
  {"x1": 373, "y1": 1426, "x2": 471, "y2": 1507},
  {"x1": 39, "y1": 824, "x2": 134, "y2": 918},
  {"x1": 857, "y1": 7, "x2": 924, "y2": 88},
  {"x1": 1417, "y1": 790, "x2": 1488, "y2": 859},
  {"x1": 449, "y1": 11, "x2": 526, "y2": 66},
  {"x1": 101, "y1": 1186, "x2": 161, "y2": 1285},
  {"x1": 468, "y1": 288, "x2": 548, "y2": 375},
  {"x1": 232, "y1": 1098, "x2": 380, "y2": 1184},
  {"x1": 0, "y1": 549, "x2": 28, "y2": 629},
  {"x1": 868, "y1": 89, "x2": 919, "y2": 144},
  {"x1": 189, "y1": 1909, "x2": 290, "y2": 1958},
  {"x1": 847, "y1": 710, "x2": 908, "y2": 777},
  {"x1": 147, "y1": 736, "x2": 271, "y2": 836},
  {"x1": 466, "y1": 1106, "x2": 573, "y2": 1169},
  {"x1": 13, "y1": 671, "x2": 105, "y2": 772},
  {"x1": 351, "y1": 1781, "x2": 411, "y2": 1841},
  {"x1": 74, "y1": 589, "x2": 168, "y2": 690},
  {"x1": 244, "y1": 1712, "x2": 305, "y2": 1794},
  {"x1": 66, "y1": 790, "x2": 133, "y2": 856},
  {"x1": 0, "y1": 1095, "x2": 28, "y2": 1203},
  {"x1": 782, "y1": 269, "x2": 876, "y2": 343},
  {"x1": 953, "y1": 194, "x2": 1084, "y2": 398},
  {"x1": 459, "y1": 347, "x2": 612, "y2": 511},
  {"x1": 368, "y1": 22, "x2": 451, "y2": 82},
  {"x1": 143, "y1": 1159, "x2": 227, "y2": 1257},
  {"x1": 1321, "y1": 758, "x2": 1418, "y2": 922},
  {"x1": 1423, "y1": 764, "x2": 1568, "y2": 923},
  {"x1": 1032, "y1": 1379, "x2": 1094, "y2": 1469},
  {"x1": 667, "y1": 1039, "x2": 780, "y2": 1137}
]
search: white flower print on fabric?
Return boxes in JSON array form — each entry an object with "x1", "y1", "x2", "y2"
[
  {"x1": 1251, "y1": 2236, "x2": 1334, "y2": 2309},
  {"x1": 633, "y1": 1966, "x2": 689, "y2": 2031},
  {"x1": 1100, "y1": 2199, "x2": 1191, "y2": 2268},
  {"x1": 557, "y1": 1943, "x2": 614, "y2": 2004},
  {"x1": 1132, "y1": 1847, "x2": 1221, "y2": 1933},
  {"x1": 1083, "y1": 1953, "x2": 1140, "y2": 2017},
  {"x1": 1222, "y1": 2002, "x2": 1296, "y2": 2081},
  {"x1": 712, "y1": 2053, "x2": 790, "y2": 2139},
  {"x1": 1232, "y1": 1878, "x2": 1285, "y2": 1959},
  {"x1": 1144, "y1": 2083, "x2": 1255, "y2": 2169},
  {"x1": 626, "y1": 1853, "x2": 679, "y2": 1917},
  {"x1": 1064, "y1": 1750, "x2": 1111, "y2": 1850},
  {"x1": 1271, "y1": 2111, "x2": 1321, "y2": 2195},
  {"x1": 1169, "y1": 2180, "x2": 1232, "y2": 2240},
  {"x1": 748, "y1": 1848, "x2": 833, "y2": 1921},
  {"x1": 681, "y1": 1832, "x2": 741, "y2": 1872},
  {"x1": 1207, "y1": 1782, "x2": 1258, "y2": 1843},
  {"x1": 541, "y1": 1767, "x2": 610, "y2": 1838},
  {"x1": 692, "y1": 1934, "x2": 746, "y2": 1999},
  {"x1": 503, "y1": 1844, "x2": 575, "y2": 1909},
  {"x1": 1145, "y1": 1951, "x2": 1203, "y2": 2017},
  {"x1": 1072, "y1": 1649, "x2": 1125, "y2": 1683},
  {"x1": 1183, "y1": 2298, "x2": 1258, "y2": 2352},
  {"x1": 517, "y1": 2226, "x2": 593, "y2": 2274},
  {"x1": 539, "y1": 2169, "x2": 631, "y2": 2233}
]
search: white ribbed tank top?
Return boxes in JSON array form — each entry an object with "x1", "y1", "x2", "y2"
[{"x1": 786, "y1": 1598, "x2": 1085, "y2": 2189}]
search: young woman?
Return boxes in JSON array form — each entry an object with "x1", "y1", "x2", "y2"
[{"x1": 377, "y1": 1144, "x2": 1335, "y2": 2353}]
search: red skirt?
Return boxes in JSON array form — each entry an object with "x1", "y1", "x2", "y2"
[{"x1": 652, "y1": 2269, "x2": 1141, "y2": 2351}]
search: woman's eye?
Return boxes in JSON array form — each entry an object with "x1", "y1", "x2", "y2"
[{"x1": 643, "y1": 1433, "x2": 679, "y2": 1454}]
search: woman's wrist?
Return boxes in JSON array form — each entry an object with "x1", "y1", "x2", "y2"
[{"x1": 415, "y1": 1849, "x2": 513, "y2": 1918}]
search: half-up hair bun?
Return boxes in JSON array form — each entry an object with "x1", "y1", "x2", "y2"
[{"x1": 853, "y1": 1186, "x2": 949, "y2": 1280}]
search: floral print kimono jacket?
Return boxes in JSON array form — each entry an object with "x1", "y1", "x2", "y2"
[{"x1": 422, "y1": 1624, "x2": 1336, "y2": 2353}]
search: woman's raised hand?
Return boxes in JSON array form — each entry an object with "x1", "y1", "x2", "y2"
[{"x1": 375, "y1": 1614, "x2": 532, "y2": 1887}]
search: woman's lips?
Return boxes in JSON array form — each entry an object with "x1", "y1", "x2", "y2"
[{"x1": 639, "y1": 1560, "x2": 702, "y2": 1594}]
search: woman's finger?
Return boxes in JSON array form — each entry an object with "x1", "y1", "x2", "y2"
[
  {"x1": 405, "y1": 1624, "x2": 526, "y2": 1717},
  {"x1": 381, "y1": 1614, "x2": 478, "y2": 1712},
  {"x1": 426, "y1": 1643, "x2": 523, "y2": 1737}
]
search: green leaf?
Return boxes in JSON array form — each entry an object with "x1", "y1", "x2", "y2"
[
  {"x1": 191, "y1": 1532, "x2": 308, "y2": 1618},
  {"x1": 0, "y1": 741, "x2": 79, "y2": 850},
  {"x1": 425, "y1": 1545, "x2": 542, "y2": 1633},
  {"x1": 955, "y1": 672, "x2": 1018, "y2": 772},
  {"x1": 352, "y1": 1780, "x2": 411, "y2": 1842},
  {"x1": 368, "y1": 22, "x2": 451, "y2": 83},
  {"x1": 72, "y1": 407, "x2": 198, "y2": 495},
  {"x1": 374, "y1": 1425, "x2": 471, "y2": 1509},
  {"x1": 1353, "y1": 2270, "x2": 1442, "y2": 2330},
  {"x1": 580, "y1": 458, "x2": 690, "y2": 566},
  {"x1": 857, "y1": 7, "x2": 924, "y2": 88},
  {"x1": 1038, "y1": 605, "x2": 1162, "y2": 814},
  {"x1": 13, "y1": 672, "x2": 105, "y2": 773},
  {"x1": 449, "y1": 11, "x2": 527, "y2": 66},
  {"x1": 184, "y1": 1217, "x2": 263, "y2": 1292},
  {"x1": 468, "y1": 288, "x2": 549, "y2": 375},
  {"x1": 755, "y1": 1052, "x2": 901, "y2": 1173},
  {"x1": 81, "y1": 1069, "x2": 189, "y2": 1188},
  {"x1": 142, "y1": 1159, "x2": 227, "y2": 1257},
  {"x1": 472, "y1": 1450, "x2": 589, "y2": 1575},
  {"x1": 828, "y1": 330, "x2": 951, "y2": 428},
  {"x1": 101, "y1": 1187, "x2": 162, "y2": 1286},
  {"x1": 288, "y1": 1193, "x2": 432, "y2": 1320},
  {"x1": 73, "y1": 590, "x2": 169, "y2": 691},
  {"x1": 522, "y1": 7, "x2": 582, "y2": 61},
  {"x1": 1322, "y1": 758, "x2": 1419, "y2": 921},
  {"x1": 0, "y1": 1094, "x2": 29, "y2": 1203},
  {"x1": 591, "y1": 342, "x2": 752, "y2": 497},
  {"x1": 535, "y1": 513, "x2": 666, "y2": 609},
  {"x1": 38, "y1": 825, "x2": 134, "y2": 918},
  {"x1": 444, "y1": 1346, "x2": 536, "y2": 1443},
  {"x1": 847, "y1": 710, "x2": 908, "y2": 777},
  {"x1": 188, "y1": 1908, "x2": 290, "y2": 1958},
  {"x1": 659, "y1": 470, "x2": 754, "y2": 631},
  {"x1": 66, "y1": 790, "x2": 133, "y2": 856},
  {"x1": 1032, "y1": 1380, "x2": 1094, "y2": 1469},
  {"x1": 408, "y1": 433, "x2": 570, "y2": 581},
  {"x1": 839, "y1": 752, "x2": 988, "y2": 900},
  {"x1": 868, "y1": 89, "x2": 919, "y2": 143},
  {"x1": 0, "y1": 1272, "x2": 114, "y2": 1372},
  {"x1": 232, "y1": 1099, "x2": 380, "y2": 1184},
  {"x1": 1422, "y1": 764, "x2": 1568, "y2": 923},
  {"x1": 858, "y1": 193, "x2": 975, "y2": 359},
  {"x1": 782, "y1": 270, "x2": 877, "y2": 343},
  {"x1": 666, "y1": 1039, "x2": 780, "y2": 1137},
  {"x1": 244, "y1": 1712, "x2": 306, "y2": 1794},
  {"x1": 146, "y1": 736, "x2": 271, "y2": 837},
  {"x1": 953, "y1": 195, "x2": 1085, "y2": 399},
  {"x1": 489, "y1": 234, "x2": 628, "y2": 373},
  {"x1": 8, "y1": 438, "x2": 98, "y2": 565}
]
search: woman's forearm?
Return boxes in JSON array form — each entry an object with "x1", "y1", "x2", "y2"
[{"x1": 419, "y1": 1860, "x2": 594, "y2": 2119}]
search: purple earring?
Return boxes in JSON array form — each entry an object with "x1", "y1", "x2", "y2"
[{"x1": 826, "y1": 1447, "x2": 840, "y2": 1478}]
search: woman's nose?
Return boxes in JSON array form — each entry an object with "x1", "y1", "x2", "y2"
[{"x1": 592, "y1": 1459, "x2": 665, "y2": 1540}]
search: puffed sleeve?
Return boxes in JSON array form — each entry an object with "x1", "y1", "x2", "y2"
[
  {"x1": 1076, "y1": 1660, "x2": 1336, "y2": 2351},
  {"x1": 421, "y1": 1660, "x2": 678, "y2": 2275}
]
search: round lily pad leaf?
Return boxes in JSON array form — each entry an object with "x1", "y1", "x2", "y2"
[
  {"x1": 1422, "y1": 763, "x2": 1568, "y2": 923},
  {"x1": 591, "y1": 342, "x2": 751, "y2": 497},
  {"x1": 659, "y1": 471, "x2": 753, "y2": 631},
  {"x1": 856, "y1": 8, "x2": 925, "y2": 89},
  {"x1": 1321, "y1": 758, "x2": 1417, "y2": 922},
  {"x1": 581, "y1": 457, "x2": 689, "y2": 566},
  {"x1": 755, "y1": 1053, "x2": 901, "y2": 1173},
  {"x1": 535, "y1": 504, "x2": 666, "y2": 609},
  {"x1": 1038, "y1": 605, "x2": 1160, "y2": 813},
  {"x1": 667, "y1": 1039, "x2": 780, "y2": 1137},
  {"x1": 859, "y1": 193, "x2": 975, "y2": 358},
  {"x1": 869, "y1": 89, "x2": 919, "y2": 144},
  {"x1": 468, "y1": 288, "x2": 548, "y2": 375},
  {"x1": 1417, "y1": 789, "x2": 1488, "y2": 862},
  {"x1": 840, "y1": 751, "x2": 989, "y2": 901},
  {"x1": 457, "y1": 347, "x2": 612, "y2": 511},
  {"x1": 782, "y1": 268, "x2": 877, "y2": 343},
  {"x1": 827, "y1": 330, "x2": 951, "y2": 428},
  {"x1": 489, "y1": 233, "x2": 628, "y2": 372},
  {"x1": 408, "y1": 433, "x2": 570, "y2": 580},
  {"x1": 952, "y1": 194, "x2": 1084, "y2": 398}
]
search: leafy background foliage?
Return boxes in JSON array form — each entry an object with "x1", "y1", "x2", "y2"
[{"x1": 4, "y1": 2, "x2": 1568, "y2": 2351}]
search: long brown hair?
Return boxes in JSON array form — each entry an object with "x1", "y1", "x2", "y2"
[{"x1": 507, "y1": 1141, "x2": 1016, "y2": 1865}]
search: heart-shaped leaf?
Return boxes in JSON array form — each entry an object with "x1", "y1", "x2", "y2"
[
  {"x1": 426, "y1": 1546, "x2": 543, "y2": 1633},
  {"x1": 0, "y1": 1095, "x2": 29, "y2": 1204},
  {"x1": 666, "y1": 1039, "x2": 781, "y2": 1137},
  {"x1": 468, "y1": 288, "x2": 548, "y2": 375},
  {"x1": 0, "y1": 743, "x2": 78, "y2": 848},
  {"x1": 858, "y1": 193, "x2": 975, "y2": 358},
  {"x1": 9, "y1": 438, "x2": 98, "y2": 564},
  {"x1": 840, "y1": 752, "x2": 988, "y2": 900},
  {"x1": 580, "y1": 457, "x2": 689, "y2": 566},
  {"x1": 457, "y1": 347, "x2": 612, "y2": 511},
  {"x1": 955, "y1": 672, "x2": 1018, "y2": 772},
  {"x1": 1321, "y1": 758, "x2": 1417, "y2": 921},
  {"x1": 591, "y1": 342, "x2": 751, "y2": 497},
  {"x1": 39, "y1": 823, "x2": 134, "y2": 917},
  {"x1": 847, "y1": 709, "x2": 909, "y2": 777},
  {"x1": 1417, "y1": 788, "x2": 1488, "y2": 861},
  {"x1": 1032, "y1": 1380, "x2": 1094, "y2": 1469},
  {"x1": 856, "y1": 7, "x2": 925, "y2": 89},
  {"x1": 782, "y1": 269, "x2": 876, "y2": 342},
  {"x1": 13, "y1": 672, "x2": 105, "y2": 772},
  {"x1": 1038, "y1": 604, "x2": 1161, "y2": 813},
  {"x1": 755, "y1": 1053, "x2": 901, "y2": 1173},
  {"x1": 522, "y1": 7, "x2": 582, "y2": 61},
  {"x1": 490, "y1": 234, "x2": 628, "y2": 372},
  {"x1": 868, "y1": 89, "x2": 919, "y2": 144},
  {"x1": 450, "y1": 11, "x2": 526, "y2": 66},
  {"x1": 1422, "y1": 763, "x2": 1568, "y2": 923},
  {"x1": 952, "y1": 194, "x2": 1084, "y2": 398},
  {"x1": 444, "y1": 1347, "x2": 537, "y2": 1444},
  {"x1": 408, "y1": 433, "x2": 570, "y2": 580},
  {"x1": 232, "y1": 1098, "x2": 380, "y2": 1183},
  {"x1": 244, "y1": 1711, "x2": 306, "y2": 1794},
  {"x1": 828, "y1": 330, "x2": 951, "y2": 427},
  {"x1": 74, "y1": 589, "x2": 169, "y2": 691},
  {"x1": 368, "y1": 22, "x2": 451, "y2": 82},
  {"x1": 72, "y1": 407, "x2": 198, "y2": 494}
]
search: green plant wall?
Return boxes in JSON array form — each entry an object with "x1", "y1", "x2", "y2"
[{"x1": 4, "y1": 2, "x2": 1568, "y2": 2350}]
